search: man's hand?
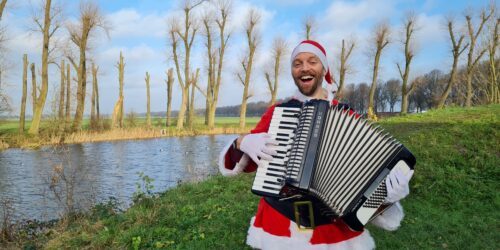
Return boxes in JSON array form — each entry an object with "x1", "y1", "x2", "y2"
[
  {"x1": 238, "y1": 133, "x2": 278, "y2": 165},
  {"x1": 385, "y1": 168, "x2": 414, "y2": 203}
]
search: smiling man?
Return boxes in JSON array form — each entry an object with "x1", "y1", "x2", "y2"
[{"x1": 219, "y1": 40, "x2": 413, "y2": 249}]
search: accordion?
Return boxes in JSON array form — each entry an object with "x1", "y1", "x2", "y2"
[{"x1": 251, "y1": 99, "x2": 416, "y2": 231}]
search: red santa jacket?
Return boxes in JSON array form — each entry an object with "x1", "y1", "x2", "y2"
[{"x1": 218, "y1": 98, "x2": 405, "y2": 249}]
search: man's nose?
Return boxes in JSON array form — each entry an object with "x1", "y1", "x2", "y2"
[{"x1": 301, "y1": 62, "x2": 311, "y2": 71}]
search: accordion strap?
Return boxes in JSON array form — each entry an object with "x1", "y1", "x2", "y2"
[{"x1": 264, "y1": 196, "x2": 335, "y2": 228}]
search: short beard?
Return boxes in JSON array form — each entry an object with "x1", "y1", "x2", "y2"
[{"x1": 293, "y1": 74, "x2": 323, "y2": 96}]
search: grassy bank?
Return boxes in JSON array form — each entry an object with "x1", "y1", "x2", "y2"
[
  {"x1": 0, "y1": 117, "x2": 260, "y2": 150},
  {"x1": 3, "y1": 105, "x2": 500, "y2": 249}
]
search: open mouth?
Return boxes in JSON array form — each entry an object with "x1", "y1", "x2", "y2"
[{"x1": 300, "y1": 75, "x2": 314, "y2": 85}]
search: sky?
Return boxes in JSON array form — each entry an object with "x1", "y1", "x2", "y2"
[{"x1": 0, "y1": 0, "x2": 495, "y2": 116}]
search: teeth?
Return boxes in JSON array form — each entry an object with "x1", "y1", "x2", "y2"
[{"x1": 301, "y1": 76, "x2": 313, "y2": 80}]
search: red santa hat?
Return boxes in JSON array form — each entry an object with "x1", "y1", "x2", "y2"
[{"x1": 291, "y1": 40, "x2": 335, "y2": 94}]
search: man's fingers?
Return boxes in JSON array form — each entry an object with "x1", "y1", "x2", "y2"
[
  {"x1": 262, "y1": 147, "x2": 277, "y2": 156},
  {"x1": 257, "y1": 151, "x2": 274, "y2": 161},
  {"x1": 265, "y1": 138, "x2": 279, "y2": 146}
]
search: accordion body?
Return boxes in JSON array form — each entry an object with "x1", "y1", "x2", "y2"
[{"x1": 251, "y1": 99, "x2": 416, "y2": 231}]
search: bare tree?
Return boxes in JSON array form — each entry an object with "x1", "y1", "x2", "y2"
[
  {"x1": 168, "y1": 0, "x2": 204, "y2": 129},
  {"x1": 386, "y1": 79, "x2": 402, "y2": 112},
  {"x1": 237, "y1": 9, "x2": 260, "y2": 129},
  {"x1": 64, "y1": 62, "x2": 71, "y2": 130},
  {"x1": 67, "y1": 1, "x2": 108, "y2": 131},
  {"x1": 368, "y1": 22, "x2": 390, "y2": 120},
  {"x1": 303, "y1": 15, "x2": 316, "y2": 40},
  {"x1": 90, "y1": 62, "x2": 99, "y2": 130},
  {"x1": 112, "y1": 51, "x2": 125, "y2": 128},
  {"x1": 345, "y1": 82, "x2": 370, "y2": 113},
  {"x1": 197, "y1": 1, "x2": 231, "y2": 129},
  {"x1": 165, "y1": 68, "x2": 174, "y2": 126},
  {"x1": 145, "y1": 71, "x2": 151, "y2": 128},
  {"x1": 265, "y1": 36, "x2": 287, "y2": 106},
  {"x1": 0, "y1": 0, "x2": 8, "y2": 115},
  {"x1": 487, "y1": 15, "x2": 500, "y2": 103},
  {"x1": 19, "y1": 54, "x2": 28, "y2": 134},
  {"x1": 31, "y1": 63, "x2": 37, "y2": 116},
  {"x1": 398, "y1": 13, "x2": 418, "y2": 114},
  {"x1": 188, "y1": 68, "x2": 200, "y2": 127},
  {"x1": 374, "y1": 81, "x2": 388, "y2": 112},
  {"x1": 464, "y1": 8, "x2": 493, "y2": 107},
  {"x1": 336, "y1": 38, "x2": 355, "y2": 100},
  {"x1": 29, "y1": 0, "x2": 62, "y2": 135},
  {"x1": 58, "y1": 59, "x2": 65, "y2": 132},
  {"x1": 0, "y1": 0, "x2": 7, "y2": 21},
  {"x1": 437, "y1": 18, "x2": 469, "y2": 109}
]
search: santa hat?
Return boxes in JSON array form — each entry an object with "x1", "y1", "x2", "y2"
[{"x1": 290, "y1": 40, "x2": 335, "y2": 95}]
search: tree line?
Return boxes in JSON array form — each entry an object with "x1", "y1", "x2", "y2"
[{"x1": 0, "y1": 0, "x2": 498, "y2": 136}]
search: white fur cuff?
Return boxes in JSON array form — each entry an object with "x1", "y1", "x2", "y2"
[
  {"x1": 218, "y1": 137, "x2": 250, "y2": 176},
  {"x1": 370, "y1": 202, "x2": 405, "y2": 231}
]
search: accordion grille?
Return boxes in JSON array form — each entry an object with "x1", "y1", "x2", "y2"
[
  {"x1": 310, "y1": 106, "x2": 400, "y2": 216},
  {"x1": 286, "y1": 105, "x2": 315, "y2": 180}
]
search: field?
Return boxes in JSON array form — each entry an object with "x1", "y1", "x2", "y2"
[
  {"x1": 0, "y1": 116, "x2": 261, "y2": 150},
  {"x1": 2, "y1": 105, "x2": 499, "y2": 249}
]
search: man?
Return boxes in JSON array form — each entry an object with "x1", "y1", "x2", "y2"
[{"x1": 219, "y1": 40, "x2": 414, "y2": 249}]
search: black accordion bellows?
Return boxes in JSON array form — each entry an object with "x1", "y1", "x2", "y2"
[{"x1": 251, "y1": 99, "x2": 416, "y2": 231}]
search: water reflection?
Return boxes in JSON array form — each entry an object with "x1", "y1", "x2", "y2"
[{"x1": 0, "y1": 134, "x2": 236, "y2": 223}]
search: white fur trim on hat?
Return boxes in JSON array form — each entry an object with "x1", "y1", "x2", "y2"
[
  {"x1": 218, "y1": 137, "x2": 250, "y2": 176},
  {"x1": 291, "y1": 43, "x2": 329, "y2": 72},
  {"x1": 246, "y1": 217, "x2": 376, "y2": 250}
]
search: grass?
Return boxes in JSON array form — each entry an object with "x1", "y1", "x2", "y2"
[
  {"x1": 0, "y1": 116, "x2": 260, "y2": 150},
  {"x1": 3, "y1": 105, "x2": 500, "y2": 249}
]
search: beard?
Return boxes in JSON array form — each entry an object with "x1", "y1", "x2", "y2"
[{"x1": 293, "y1": 73, "x2": 323, "y2": 97}]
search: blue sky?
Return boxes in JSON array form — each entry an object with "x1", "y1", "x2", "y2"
[{"x1": 0, "y1": 0, "x2": 494, "y2": 115}]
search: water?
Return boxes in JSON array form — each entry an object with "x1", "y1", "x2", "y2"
[{"x1": 0, "y1": 134, "x2": 236, "y2": 223}]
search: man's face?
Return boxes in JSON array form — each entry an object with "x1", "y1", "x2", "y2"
[{"x1": 292, "y1": 52, "x2": 324, "y2": 97}]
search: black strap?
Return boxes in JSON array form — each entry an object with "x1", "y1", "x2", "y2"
[{"x1": 264, "y1": 196, "x2": 335, "y2": 227}]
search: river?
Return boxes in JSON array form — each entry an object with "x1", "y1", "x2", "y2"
[{"x1": 0, "y1": 134, "x2": 236, "y2": 223}]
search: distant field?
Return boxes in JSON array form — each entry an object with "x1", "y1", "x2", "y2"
[{"x1": 0, "y1": 116, "x2": 260, "y2": 132}]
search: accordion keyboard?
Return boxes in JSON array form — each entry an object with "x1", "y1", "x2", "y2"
[{"x1": 251, "y1": 106, "x2": 301, "y2": 197}]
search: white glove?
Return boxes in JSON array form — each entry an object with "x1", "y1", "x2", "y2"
[
  {"x1": 385, "y1": 168, "x2": 414, "y2": 203},
  {"x1": 239, "y1": 133, "x2": 278, "y2": 165}
]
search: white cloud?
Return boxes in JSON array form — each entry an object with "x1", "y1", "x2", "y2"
[
  {"x1": 226, "y1": 1, "x2": 275, "y2": 34},
  {"x1": 106, "y1": 9, "x2": 168, "y2": 39}
]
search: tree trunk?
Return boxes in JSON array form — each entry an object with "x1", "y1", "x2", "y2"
[
  {"x1": 19, "y1": 54, "x2": 28, "y2": 134},
  {"x1": 31, "y1": 63, "x2": 36, "y2": 116},
  {"x1": 29, "y1": 0, "x2": 52, "y2": 135},
  {"x1": 437, "y1": 56, "x2": 460, "y2": 109},
  {"x1": 58, "y1": 60, "x2": 65, "y2": 121},
  {"x1": 166, "y1": 68, "x2": 173, "y2": 127},
  {"x1": 58, "y1": 60, "x2": 65, "y2": 132},
  {"x1": 145, "y1": 71, "x2": 151, "y2": 128},
  {"x1": 72, "y1": 26, "x2": 89, "y2": 131},
  {"x1": 437, "y1": 21, "x2": 467, "y2": 109},
  {"x1": 65, "y1": 63, "x2": 71, "y2": 130},
  {"x1": 90, "y1": 62, "x2": 98, "y2": 130},
  {"x1": 112, "y1": 51, "x2": 125, "y2": 128},
  {"x1": 177, "y1": 91, "x2": 187, "y2": 129}
]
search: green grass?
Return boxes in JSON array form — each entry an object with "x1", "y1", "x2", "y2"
[{"x1": 7, "y1": 105, "x2": 500, "y2": 249}]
